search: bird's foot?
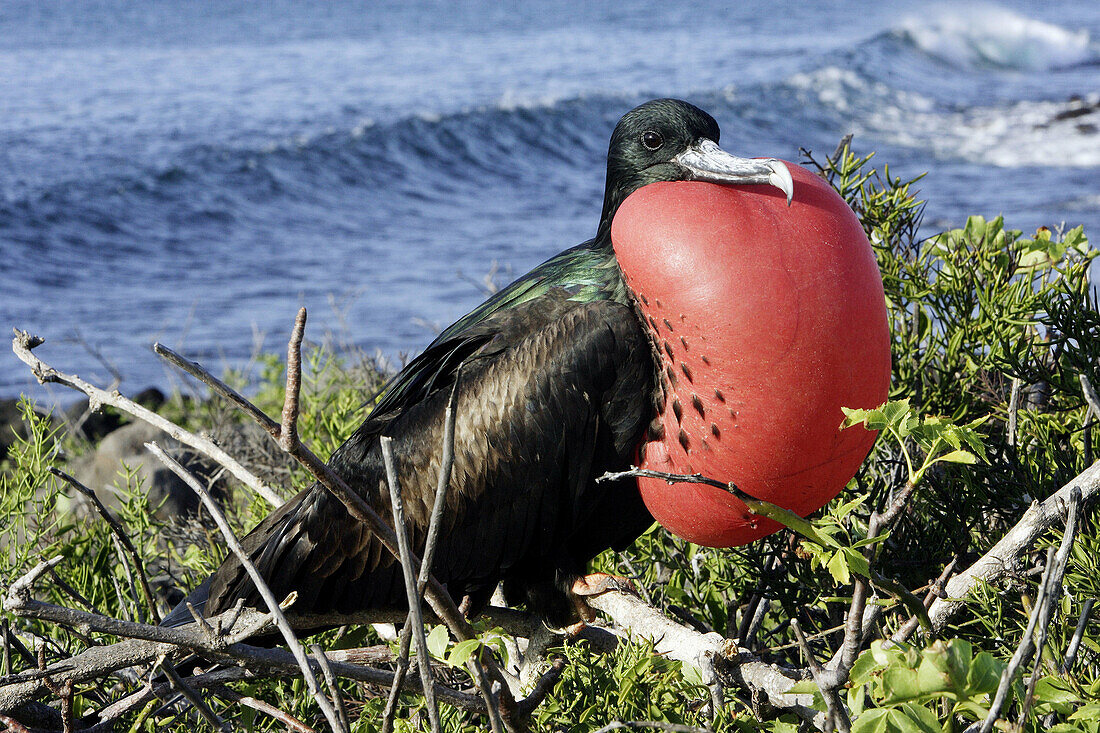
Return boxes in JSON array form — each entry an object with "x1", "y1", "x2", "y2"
[
  {"x1": 567, "y1": 573, "x2": 638, "y2": 632},
  {"x1": 570, "y1": 572, "x2": 637, "y2": 597}
]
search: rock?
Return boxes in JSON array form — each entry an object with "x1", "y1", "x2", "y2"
[
  {"x1": 69, "y1": 421, "x2": 217, "y2": 519},
  {"x1": 64, "y1": 401, "x2": 123, "y2": 443}
]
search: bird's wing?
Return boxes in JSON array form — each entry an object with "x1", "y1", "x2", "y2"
[
  {"x1": 365, "y1": 239, "x2": 625, "y2": 425},
  {"x1": 203, "y1": 296, "x2": 654, "y2": 622}
]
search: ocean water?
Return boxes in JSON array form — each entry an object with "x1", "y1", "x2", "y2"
[{"x1": 2, "y1": 0, "x2": 1099, "y2": 400}]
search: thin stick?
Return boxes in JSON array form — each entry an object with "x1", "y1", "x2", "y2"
[
  {"x1": 383, "y1": 376, "x2": 460, "y2": 732},
  {"x1": 974, "y1": 489, "x2": 1081, "y2": 733},
  {"x1": 1, "y1": 620, "x2": 11, "y2": 676},
  {"x1": 792, "y1": 619, "x2": 848, "y2": 733},
  {"x1": 155, "y1": 655, "x2": 231, "y2": 733},
  {"x1": 279, "y1": 309, "x2": 306, "y2": 452},
  {"x1": 973, "y1": 548, "x2": 1057, "y2": 733},
  {"x1": 1017, "y1": 489, "x2": 1082, "y2": 727},
  {"x1": 309, "y1": 643, "x2": 349, "y2": 733},
  {"x1": 599, "y1": 467, "x2": 834, "y2": 547},
  {"x1": 208, "y1": 684, "x2": 317, "y2": 733},
  {"x1": 154, "y1": 343, "x2": 279, "y2": 436},
  {"x1": 1061, "y1": 597, "x2": 1094, "y2": 674},
  {"x1": 1081, "y1": 374, "x2": 1100, "y2": 420},
  {"x1": 11, "y1": 329, "x2": 284, "y2": 508},
  {"x1": 49, "y1": 467, "x2": 160, "y2": 623},
  {"x1": 591, "y1": 721, "x2": 710, "y2": 733},
  {"x1": 381, "y1": 436, "x2": 443, "y2": 733},
  {"x1": 144, "y1": 442, "x2": 347, "y2": 733},
  {"x1": 1008, "y1": 377, "x2": 1021, "y2": 447},
  {"x1": 599, "y1": 467, "x2": 745, "y2": 499}
]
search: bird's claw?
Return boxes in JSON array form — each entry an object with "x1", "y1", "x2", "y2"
[{"x1": 568, "y1": 572, "x2": 639, "y2": 630}]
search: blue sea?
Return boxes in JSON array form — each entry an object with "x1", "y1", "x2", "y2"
[{"x1": 2, "y1": 1, "x2": 1099, "y2": 400}]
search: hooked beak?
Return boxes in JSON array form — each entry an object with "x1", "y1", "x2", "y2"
[{"x1": 673, "y1": 139, "x2": 794, "y2": 206}]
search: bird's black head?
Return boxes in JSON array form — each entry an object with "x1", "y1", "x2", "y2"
[{"x1": 595, "y1": 98, "x2": 793, "y2": 243}]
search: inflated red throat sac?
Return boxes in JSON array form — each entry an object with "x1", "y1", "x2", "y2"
[{"x1": 611, "y1": 163, "x2": 891, "y2": 547}]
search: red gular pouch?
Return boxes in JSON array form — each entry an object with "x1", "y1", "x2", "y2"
[{"x1": 611, "y1": 164, "x2": 891, "y2": 547}]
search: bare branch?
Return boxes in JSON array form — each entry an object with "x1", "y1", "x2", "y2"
[
  {"x1": 974, "y1": 487, "x2": 1081, "y2": 733},
  {"x1": 48, "y1": 467, "x2": 160, "y2": 624},
  {"x1": 208, "y1": 684, "x2": 317, "y2": 733},
  {"x1": 1061, "y1": 597, "x2": 1094, "y2": 674},
  {"x1": 1081, "y1": 373, "x2": 1100, "y2": 420},
  {"x1": 155, "y1": 655, "x2": 231, "y2": 733},
  {"x1": 1007, "y1": 377, "x2": 1021, "y2": 447},
  {"x1": 279, "y1": 308, "x2": 306, "y2": 451},
  {"x1": 972, "y1": 549, "x2": 1056, "y2": 733},
  {"x1": 586, "y1": 589, "x2": 823, "y2": 728},
  {"x1": 11, "y1": 328, "x2": 284, "y2": 508},
  {"x1": 380, "y1": 436, "x2": 443, "y2": 733},
  {"x1": 308, "y1": 643, "x2": 349, "y2": 733},
  {"x1": 144, "y1": 442, "x2": 347, "y2": 733},
  {"x1": 929, "y1": 463, "x2": 1100, "y2": 631},
  {"x1": 791, "y1": 620, "x2": 848, "y2": 733},
  {"x1": 384, "y1": 376, "x2": 461, "y2": 732},
  {"x1": 591, "y1": 720, "x2": 710, "y2": 733},
  {"x1": 153, "y1": 342, "x2": 278, "y2": 436},
  {"x1": 5, "y1": 557, "x2": 63, "y2": 606}
]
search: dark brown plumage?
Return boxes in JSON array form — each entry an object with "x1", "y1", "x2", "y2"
[{"x1": 201, "y1": 294, "x2": 653, "y2": 626}]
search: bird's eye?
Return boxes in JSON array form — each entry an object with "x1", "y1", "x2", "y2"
[{"x1": 641, "y1": 131, "x2": 663, "y2": 151}]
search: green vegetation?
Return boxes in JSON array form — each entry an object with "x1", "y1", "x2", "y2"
[{"x1": 2, "y1": 143, "x2": 1098, "y2": 731}]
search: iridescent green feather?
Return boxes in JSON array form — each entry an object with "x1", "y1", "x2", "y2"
[{"x1": 368, "y1": 239, "x2": 627, "y2": 419}]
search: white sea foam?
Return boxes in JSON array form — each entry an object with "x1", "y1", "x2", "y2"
[
  {"x1": 897, "y1": 4, "x2": 1096, "y2": 70},
  {"x1": 870, "y1": 95, "x2": 1100, "y2": 168},
  {"x1": 788, "y1": 65, "x2": 1100, "y2": 168}
]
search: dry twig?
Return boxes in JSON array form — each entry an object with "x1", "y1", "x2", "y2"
[
  {"x1": 48, "y1": 467, "x2": 160, "y2": 624},
  {"x1": 928, "y1": 464, "x2": 1100, "y2": 631},
  {"x1": 383, "y1": 378, "x2": 461, "y2": 732},
  {"x1": 145, "y1": 442, "x2": 347, "y2": 733},
  {"x1": 11, "y1": 329, "x2": 284, "y2": 508},
  {"x1": 381, "y1": 436, "x2": 443, "y2": 733}
]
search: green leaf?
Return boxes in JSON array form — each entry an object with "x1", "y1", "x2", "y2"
[
  {"x1": 850, "y1": 649, "x2": 884, "y2": 687},
  {"x1": 871, "y1": 639, "x2": 906, "y2": 668},
  {"x1": 889, "y1": 704, "x2": 941, "y2": 733},
  {"x1": 964, "y1": 651, "x2": 1001, "y2": 696},
  {"x1": 425, "y1": 624, "x2": 449, "y2": 659},
  {"x1": 915, "y1": 655, "x2": 951, "y2": 696},
  {"x1": 852, "y1": 708, "x2": 890, "y2": 733},
  {"x1": 936, "y1": 449, "x2": 977, "y2": 465},
  {"x1": 843, "y1": 547, "x2": 871, "y2": 580},
  {"x1": 1069, "y1": 703, "x2": 1100, "y2": 722},
  {"x1": 446, "y1": 639, "x2": 482, "y2": 668},
  {"x1": 786, "y1": 679, "x2": 823, "y2": 695},
  {"x1": 882, "y1": 668, "x2": 923, "y2": 704},
  {"x1": 1034, "y1": 675, "x2": 1081, "y2": 714},
  {"x1": 944, "y1": 639, "x2": 973, "y2": 690},
  {"x1": 827, "y1": 549, "x2": 851, "y2": 585},
  {"x1": 681, "y1": 661, "x2": 705, "y2": 687}
]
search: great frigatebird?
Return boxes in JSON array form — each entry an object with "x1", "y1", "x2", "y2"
[{"x1": 162, "y1": 98, "x2": 794, "y2": 629}]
